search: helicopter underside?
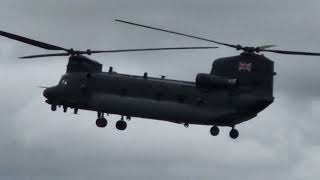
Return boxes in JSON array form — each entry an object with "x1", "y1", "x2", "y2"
[{"x1": 85, "y1": 93, "x2": 259, "y2": 127}]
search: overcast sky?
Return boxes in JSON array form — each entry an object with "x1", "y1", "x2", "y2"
[{"x1": 1, "y1": 0, "x2": 320, "y2": 179}]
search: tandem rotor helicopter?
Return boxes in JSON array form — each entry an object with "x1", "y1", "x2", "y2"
[{"x1": 2, "y1": 20, "x2": 320, "y2": 139}]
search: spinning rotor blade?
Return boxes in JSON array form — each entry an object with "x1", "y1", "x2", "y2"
[
  {"x1": 0, "y1": 30, "x2": 68, "y2": 51},
  {"x1": 0, "y1": 29, "x2": 216, "y2": 59},
  {"x1": 20, "y1": 53, "x2": 70, "y2": 59},
  {"x1": 261, "y1": 49, "x2": 320, "y2": 56},
  {"x1": 37, "y1": 86, "x2": 50, "y2": 89},
  {"x1": 89, "y1": 47, "x2": 217, "y2": 53},
  {"x1": 258, "y1": 45, "x2": 277, "y2": 50},
  {"x1": 116, "y1": 19, "x2": 320, "y2": 56},
  {"x1": 115, "y1": 19, "x2": 238, "y2": 49},
  {"x1": 20, "y1": 46, "x2": 217, "y2": 59}
]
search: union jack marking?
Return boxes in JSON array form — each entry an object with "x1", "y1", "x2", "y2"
[{"x1": 238, "y1": 62, "x2": 252, "y2": 72}]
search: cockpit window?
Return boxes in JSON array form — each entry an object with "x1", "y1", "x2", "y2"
[
  {"x1": 59, "y1": 75, "x2": 68, "y2": 85},
  {"x1": 61, "y1": 79, "x2": 68, "y2": 85}
]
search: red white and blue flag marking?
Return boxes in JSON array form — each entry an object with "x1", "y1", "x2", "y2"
[{"x1": 238, "y1": 62, "x2": 252, "y2": 72}]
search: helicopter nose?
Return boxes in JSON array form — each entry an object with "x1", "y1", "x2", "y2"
[
  {"x1": 43, "y1": 88, "x2": 50, "y2": 99},
  {"x1": 43, "y1": 87, "x2": 57, "y2": 100}
]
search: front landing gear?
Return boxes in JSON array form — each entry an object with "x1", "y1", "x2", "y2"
[
  {"x1": 209, "y1": 126, "x2": 239, "y2": 139},
  {"x1": 229, "y1": 128, "x2": 239, "y2": 139},
  {"x1": 116, "y1": 116, "x2": 127, "y2": 131}
]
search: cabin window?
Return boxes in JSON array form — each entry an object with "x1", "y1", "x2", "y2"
[{"x1": 61, "y1": 79, "x2": 68, "y2": 85}]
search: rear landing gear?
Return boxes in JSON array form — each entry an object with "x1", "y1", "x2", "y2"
[
  {"x1": 116, "y1": 120, "x2": 127, "y2": 131},
  {"x1": 116, "y1": 116, "x2": 127, "y2": 131},
  {"x1": 96, "y1": 112, "x2": 107, "y2": 128},
  {"x1": 96, "y1": 117, "x2": 108, "y2": 128},
  {"x1": 229, "y1": 128, "x2": 239, "y2": 139},
  {"x1": 210, "y1": 126, "x2": 220, "y2": 136}
]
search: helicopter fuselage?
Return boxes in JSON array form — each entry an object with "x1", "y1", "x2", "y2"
[
  {"x1": 44, "y1": 70, "x2": 272, "y2": 127},
  {"x1": 41, "y1": 53, "x2": 275, "y2": 139}
]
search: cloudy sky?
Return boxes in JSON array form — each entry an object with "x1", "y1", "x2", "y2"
[{"x1": 1, "y1": 0, "x2": 320, "y2": 179}]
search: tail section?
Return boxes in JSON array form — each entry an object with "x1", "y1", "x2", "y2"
[{"x1": 211, "y1": 53, "x2": 275, "y2": 97}]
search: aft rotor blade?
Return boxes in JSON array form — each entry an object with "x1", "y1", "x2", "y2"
[
  {"x1": 90, "y1": 47, "x2": 217, "y2": 53},
  {"x1": 258, "y1": 45, "x2": 277, "y2": 50},
  {"x1": 0, "y1": 30, "x2": 68, "y2": 51},
  {"x1": 261, "y1": 49, "x2": 320, "y2": 56},
  {"x1": 20, "y1": 53, "x2": 70, "y2": 59},
  {"x1": 115, "y1": 19, "x2": 238, "y2": 49}
]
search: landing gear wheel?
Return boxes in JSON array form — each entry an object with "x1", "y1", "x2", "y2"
[
  {"x1": 96, "y1": 118, "x2": 108, "y2": 128},
  {"x1": 116, "y1": 120, "x2": 127, "y2": 131},
  {"x1": 63, "y1": 106, "x2": 67, "y2": 113},
  {"x1": 51, "y1": 104, "x2": 57, "y2": 111},
  {"x1": 210, "y1": 126, "x2": 220, "y2": 136},
  {"x1": 229, "y1": 128, "x2": 239, "y2": 139},
  {"x1": 184, "y1": 123, "x2": 189, "y2": 128}
]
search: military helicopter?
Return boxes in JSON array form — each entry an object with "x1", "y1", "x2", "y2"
[{"x1": 2, "y1": 22, "x2": 320, "y2": 139}]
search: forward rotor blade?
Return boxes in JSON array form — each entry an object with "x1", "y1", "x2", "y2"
[
  {"x1": 37, "y1": 86, "x2": 50, "y2": 89},
  {"x1": 0, "y1": 30, "x2": 68, "y2": 51},
  {"x1": 115, "y1": 19, "x2": 238, "y2": 49},
  {"x1": 90, "y1": 46, "x2": 217, "y2": 53},
  {"x1": 20, "y1": 47, "x2": 216, "y2": 59},
  {"x1": 261, "y1": 49, "x2": 320, "y2": 56},
  {"x1": 20, "y1": 53, "x2": 70, "y2": 59}
]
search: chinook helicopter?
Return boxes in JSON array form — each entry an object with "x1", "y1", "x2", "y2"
[{"x1": 2, "y1": 23, "x2": 320, "y2": 139}]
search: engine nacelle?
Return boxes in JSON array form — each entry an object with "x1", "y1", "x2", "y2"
[{"x1": 196, "y1": 73, "x2": 238, "y2": 89}]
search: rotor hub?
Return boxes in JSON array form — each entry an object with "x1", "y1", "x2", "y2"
[
  {"x1": 68, "y1": 48, "x2": 75, "y2": 55},
  {"x1": 241, "y1": 46, "x2": 259, "y2": 54}
]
